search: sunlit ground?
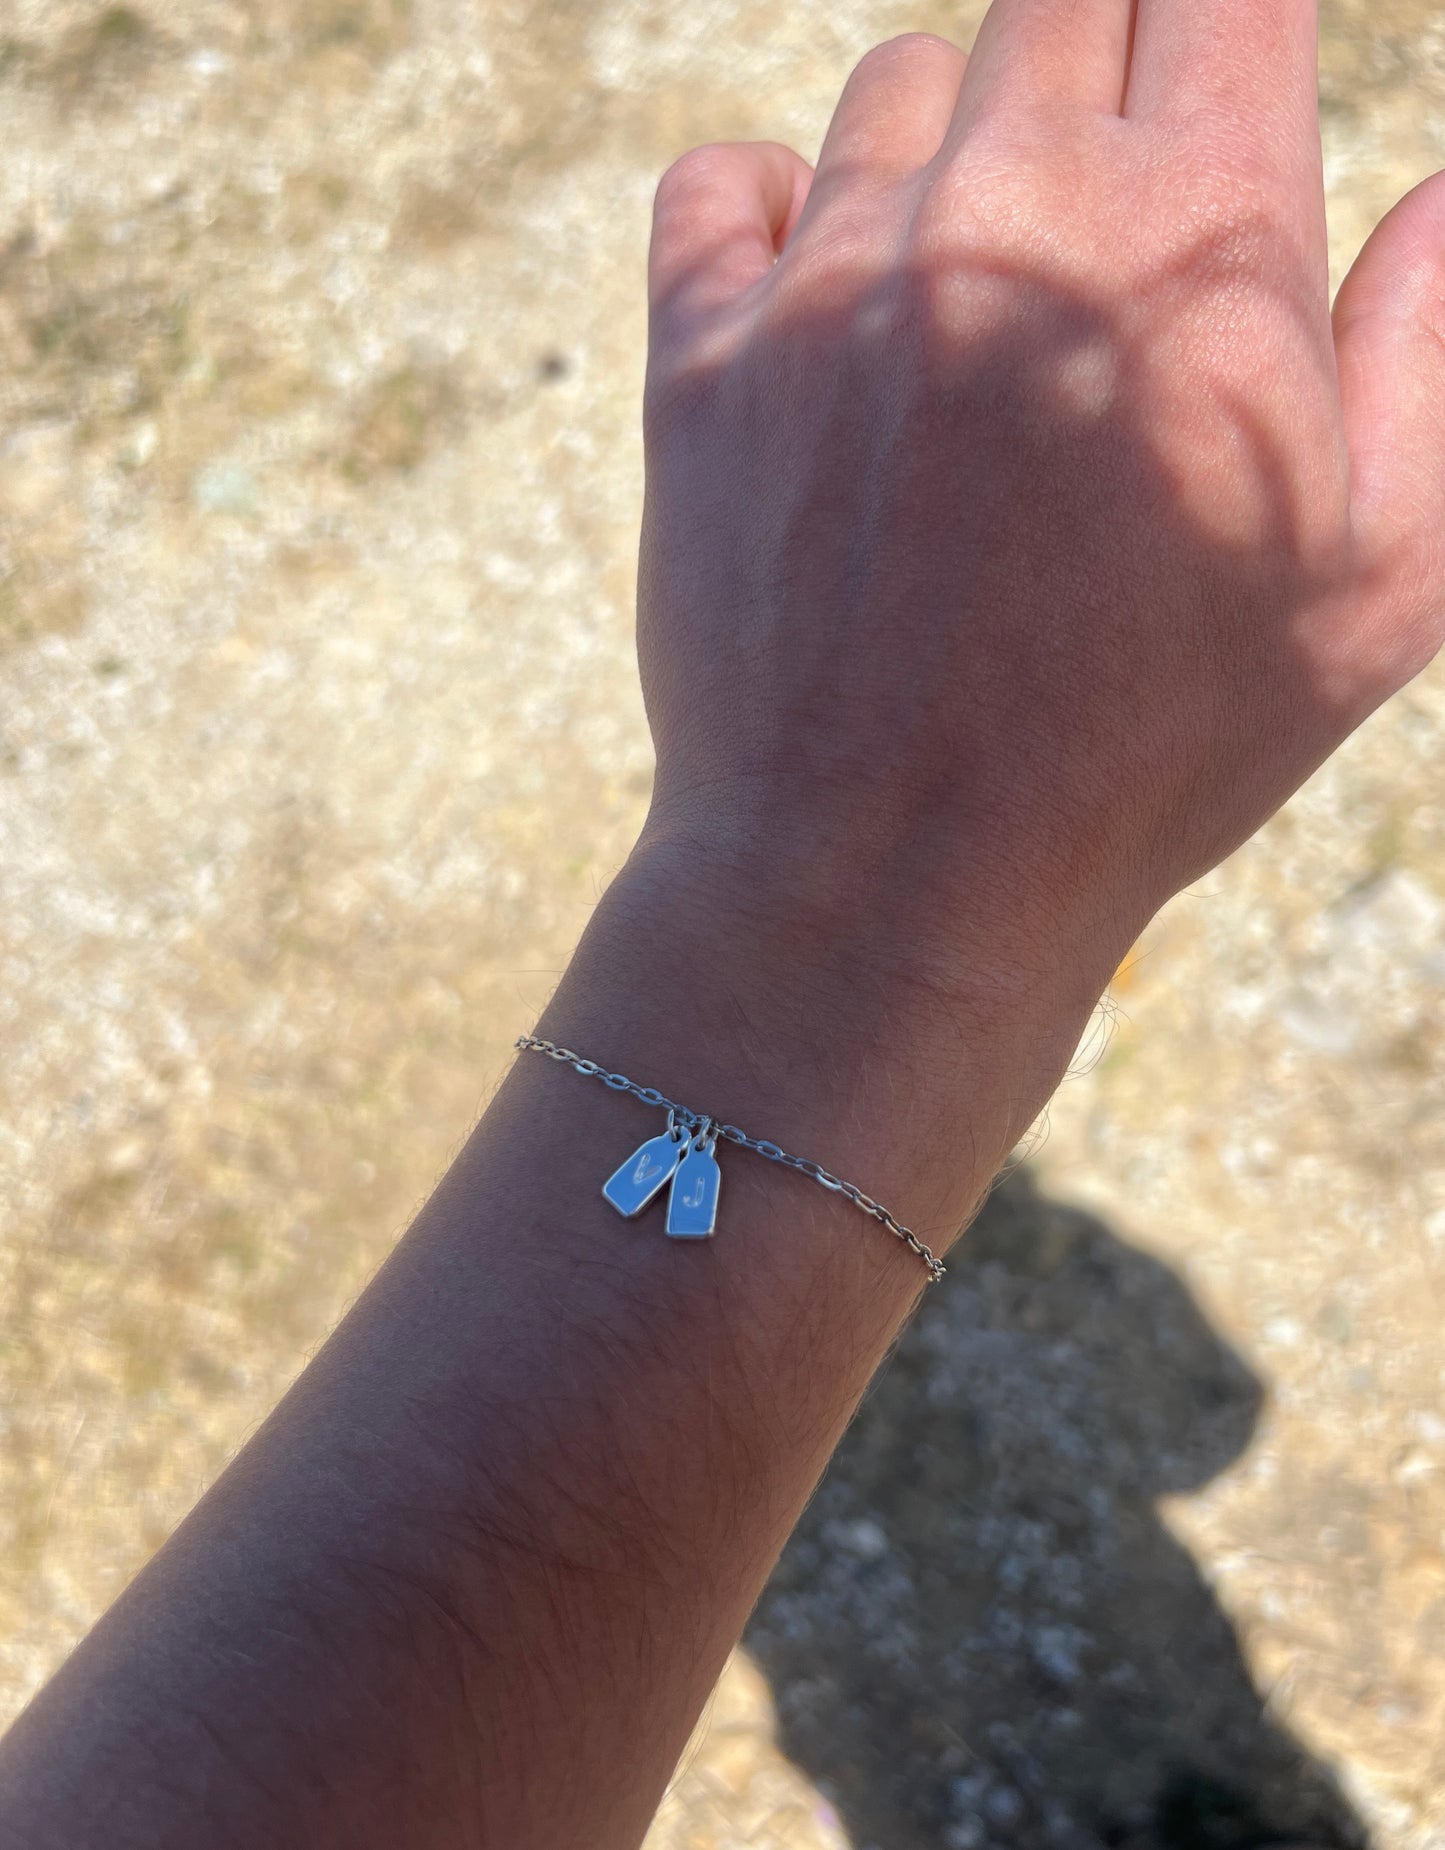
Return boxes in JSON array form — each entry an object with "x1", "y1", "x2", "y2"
[{"x1": 1, "y1": 2, "x2": 1443, "y2": 1843}]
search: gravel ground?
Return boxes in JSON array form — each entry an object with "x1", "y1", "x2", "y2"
[{"x1": 1, "y1": 3, "x2": 1443, "y2": 1846}]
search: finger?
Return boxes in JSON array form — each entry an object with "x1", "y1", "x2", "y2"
[
  {"x1": 1127, "y1": 0, "x2": 1318, "y2": 142},
  {"x1": 947, "y1": 0, "x2": 1137, "y2": 127},
  {"x1": 1334, "y1": 170, "x2": 1445, "y2": 693},
  {"x1": 807, "y1": 34, "x2": 968, "y2": 205},
  {"x1": 648, "y1": 142, "x2": 814, "y2": 336}
]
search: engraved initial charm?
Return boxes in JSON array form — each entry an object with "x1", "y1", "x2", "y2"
[
  {"x1": 602, "y1": 1112, "x2": 723, "y2": 1240},
  {"x1": 665, "y1": 1130, "x2": 722, "y2": 1240},
  {"x1": 602, "y1": 1126, "x2": 689, "y2": 1218}
]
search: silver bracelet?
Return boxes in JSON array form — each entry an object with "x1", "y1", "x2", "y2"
[{"x1": 514, "y1": 1035, "x2": 946, "y2": 1285}]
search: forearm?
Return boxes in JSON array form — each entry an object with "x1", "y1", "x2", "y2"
[{"x1": 0, "y1": 835, "x2": 1109, "y2": 1850}]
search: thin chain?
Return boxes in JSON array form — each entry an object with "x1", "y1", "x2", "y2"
[{"x1": 514, "y1": 1035, "x2": 946, "y2": 1286}]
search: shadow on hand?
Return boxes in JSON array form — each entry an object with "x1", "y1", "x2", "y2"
[{"x1": 747, "y1": 1169, "x2": 1365, "y2": 1850}]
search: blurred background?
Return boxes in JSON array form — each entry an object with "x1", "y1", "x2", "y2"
[{"x1": 1, "y1": 2, "x2": 1443, "y2": 1845}]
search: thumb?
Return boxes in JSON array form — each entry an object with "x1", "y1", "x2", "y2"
[
  {"x1": 1334, "y1": 169, "x2": 1445, "y2": 687},
  {"x1": 647, "y1": 141, "x2": 813, "y2": 342}
]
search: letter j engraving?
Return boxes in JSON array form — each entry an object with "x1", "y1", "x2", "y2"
[{"x1": 666, "y1": 1141, "x2": 721, "y2": 1240}]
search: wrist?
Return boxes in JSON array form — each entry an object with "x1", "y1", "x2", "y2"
[
  {"x1": 635, "y1": 776, "x2": 1141, "y2": 1029},
  {"x1": 536, "y1": 820, "x2": 1121, "y2": 1256}
]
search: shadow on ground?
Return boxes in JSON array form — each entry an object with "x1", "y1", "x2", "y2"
[{"x1": 748, "y1": 1171, "x2": 1365, "y2": 1850}]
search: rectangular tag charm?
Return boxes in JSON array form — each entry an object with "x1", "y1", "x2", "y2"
[
  {"x1": 603, "y1": 1131, "x2": 687, "y2": 1219},
  {"x1": 666, "y1": 1140, "x2": 722, "y2": 1240}
]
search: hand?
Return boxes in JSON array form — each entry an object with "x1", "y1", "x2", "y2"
[{"x1": 635, "y1": 6, "x2": 1445, "y2": 1068}]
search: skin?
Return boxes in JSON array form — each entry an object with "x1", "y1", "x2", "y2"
[{"x1": 2, "y1": 1, "x2": 1444, "y2": 1845}]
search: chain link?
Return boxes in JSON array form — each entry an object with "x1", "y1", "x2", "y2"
[{"x1": 514, "y1": 1035, "x2": 946, "y2": 1285}]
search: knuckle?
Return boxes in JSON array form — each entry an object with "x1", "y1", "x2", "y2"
[
  {"x1": 654, "y1": 143, "x2": 740, "y2": 215},
  {"x1": 1161, "y1": 124, "x2": 1293, "y2": 235},
  {"x1": 853, "y1": 30, "x2": 959, "y2": 76},
  {"x1": 909, "y1": 156, "x2": 1049, "y2": 279},
  {"x1": 1125, "y1": 143, "x2": 1297, "y2": 295},
  {"x1": 776, "y1": 212, "x2": 883, "y2": 300},
  {"x1": 914, "y1": 158, "x2": 1010, "y2": 246}
]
